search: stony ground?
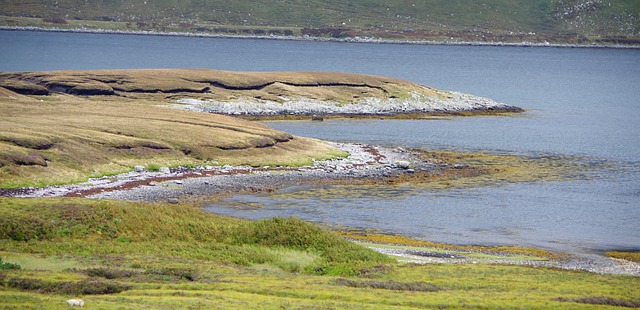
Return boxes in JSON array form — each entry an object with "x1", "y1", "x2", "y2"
[
  {"x1": 12, "y1": 142, "x2": 423, "y2": 201},
  {"x1": 373, "y1": 247, "x2": 640, "y2": 276},
  {"x1": 174, "y1": 91, "x2": 520, "y2": 116},
  {"x1": 9, "y1": 142, "x2": 639, "y2": 276}
]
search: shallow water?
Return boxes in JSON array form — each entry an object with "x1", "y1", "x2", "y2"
[{"x1": 2, "y1": 30, "x2": 639, "y2": 253}]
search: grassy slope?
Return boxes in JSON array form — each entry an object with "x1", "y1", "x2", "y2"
[
  {"x1": 1, "y1": 68, "x2": 495, "y2": 188},
  {"x1": 2, "y1": 69, "x2": 380, "y2": 188},
  {"x1": 1, "y1": 0, "x2": 638, "y2": 43},
  {"x1": 0, "y1": 68, "x2": 446, "y2": 104},
  {"x1": 0, "y1": 198, "x2": 638, "y2": 309}
]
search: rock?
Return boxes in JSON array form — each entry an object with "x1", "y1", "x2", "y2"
[
  {"x1": 66, "y1": 299, "x2": 84, "y2": 307},
  {"x1": 311, "y1": 114, "x2": 324, "y2": 121},
  {"x1": 159, "y1": 167, "x2": 170, "y2": 173},
  {"x1": 174, "y1": 180, "x2": 184, "y2": 185},
  {"x1": 395, "y1": 160, "x2": 412, "y2": 169},
  {"x1": 134, "y1": 166, "x2": 145, "y2": 172},
  {"x1": 167, "y1": 198, "x2": 179, "y2": 204}
]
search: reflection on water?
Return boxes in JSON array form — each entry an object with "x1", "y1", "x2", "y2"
[
  {"x1": 271, "y1": 185, "x2": 419, "y2": 200},
  {"x1": 207, "y1": 175, "x2": 639, "y2": 253}
]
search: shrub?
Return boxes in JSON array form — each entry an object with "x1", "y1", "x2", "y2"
[
  {"x1": 0, "y1": 257, "x2": 21, "y2": 270},
  {"x1": 228, "y1": 217, "x2": 392, "y2": 264},
  {"x1": 84, "y1": 268, "x2": 138, "y2": 279},
  {"x1": 145, "y1": 164, "x2": 162, "y2": 171},
  {"x1": 0, "y1": 216, "x2": 56, "y2": 241},
  {"x1": 145, "y1": 268, "x2": 200, "y2": 281},
  {"x1": 555, "y1": 296, "x2": 640, "y2": 308},
  {"x1": 334, "y1": 278, "x2": 442, "y2": 292},
  {"x1": 6, "y1": 277, "x2": 131, "y2": 295}
]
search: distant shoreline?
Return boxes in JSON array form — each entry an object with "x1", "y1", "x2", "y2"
[{"x1": 2, "y1": 26, "x2": 639, "y2": 50}]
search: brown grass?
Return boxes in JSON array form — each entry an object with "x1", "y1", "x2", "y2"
[
  {"x1": 0, "y1": 72, "x2": 344, "y2": 187},
  {"x1": 606, "y1": 251, "x2": 640, "y2": 263},
  {"x1": 0, "y1": 69, "x2": 446, "y2": 105}
]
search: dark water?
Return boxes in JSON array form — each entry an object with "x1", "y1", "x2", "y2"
[{"x1": 2, "y1": 30, "x2": 639, "y2": 253}]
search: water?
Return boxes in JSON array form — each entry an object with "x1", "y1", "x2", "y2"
[{"x1": 2, "y1": 30, "x2": 639, "y2": 253}]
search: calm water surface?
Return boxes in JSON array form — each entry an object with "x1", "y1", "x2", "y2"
[{"x1": 2, "y1": 30, "x2": 639, "y2": 253}]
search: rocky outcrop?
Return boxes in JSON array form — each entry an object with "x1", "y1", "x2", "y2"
[{"x1": 0, "y1": 80, "x2": 49, "y2": 95}]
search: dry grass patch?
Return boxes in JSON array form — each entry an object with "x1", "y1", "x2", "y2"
[
  {"x1": 0, "y1": 69, "x2": 448, "y2": 105},
  {"x1": 1, "y1": 68, "x2": 466, "y2": 187},
  {"x1": 607, "y1": 251, "x2": 640, "y2": 263},
  {"x1": 0, "y1": 86, "x2": 341, "y2": 187}
]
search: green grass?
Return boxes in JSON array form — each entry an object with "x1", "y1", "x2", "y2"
[
  {"x1": 0, "y1": 198, "x2": 390, "y2": 271},
  {"x1": 1, "y1": 0, "x2": 638, "y2": 44},
  {"x1": 0, "y1": 197, "x2": 638, "y2": 309}
]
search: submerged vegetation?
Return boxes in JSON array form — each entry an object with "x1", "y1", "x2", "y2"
[{"x1": 1, "y1": 198, "x2": 638, "y2": 308}]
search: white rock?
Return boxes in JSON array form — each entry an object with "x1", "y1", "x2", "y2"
[
  {"x1": 66, "y1": 299, "x2": 84, "y2": 307},
  {"x1": 395, "y1": 160, "x2": 412, "y2": 169}
]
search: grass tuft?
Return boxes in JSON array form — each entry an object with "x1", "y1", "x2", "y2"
[
  {"x1": 555, "y1": 296, "x2": 640, "y2": 308},
  {"x1": 334, "y1": 278, "x2": 442, "y2": 292},
  {"x1": 6, "y1": 277, "x2": 131, "y2": 295},
  {"x1": 606, "y1": 251, "x2": 640, "y2": 263},
  {"x1": 0, "y1": 257, "x2": 21, "y2": 270}
]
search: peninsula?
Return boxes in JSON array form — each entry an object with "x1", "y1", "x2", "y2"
[{"x1": 0, "y1": 69, "x2": 521, "y2": 188}]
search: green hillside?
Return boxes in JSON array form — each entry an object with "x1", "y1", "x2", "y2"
[{"x1": 1, "y1": 0, "x2": 638, "y2": 45}]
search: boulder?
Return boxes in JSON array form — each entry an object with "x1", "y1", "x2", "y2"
[
  {"x1": 167, "y1": 198, "x2": 180, "y2": 204},
  {"x1": 395, "y1": 160, "x2": 412, "y2": 169}
]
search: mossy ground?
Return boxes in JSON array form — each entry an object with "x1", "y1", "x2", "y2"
[{"x1": 1, "y1": 198, "x2": 638, "y2": 309}]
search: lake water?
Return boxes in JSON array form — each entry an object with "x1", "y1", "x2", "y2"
[{"x1": 2, "y1": 30, "x2": 639, "y2": 253}]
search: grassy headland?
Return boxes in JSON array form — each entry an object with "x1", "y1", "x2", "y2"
[
  {"x1": 0, "y1": 69, "x2": 520, "y2": 188},
  {"x1": 0, "y1": 0, "x2": 639, "y2": 46},
  {"x1": 1, "y1": 198, "x2": 638, "y2": 309}
]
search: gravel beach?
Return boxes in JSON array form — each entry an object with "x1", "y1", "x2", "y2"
[
  {"x1": 174, "y1": 90, "x2": 521, "y2": 117},
  {"x1": 10, "y1": 142, "x2": 425, "y2": 201}
]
